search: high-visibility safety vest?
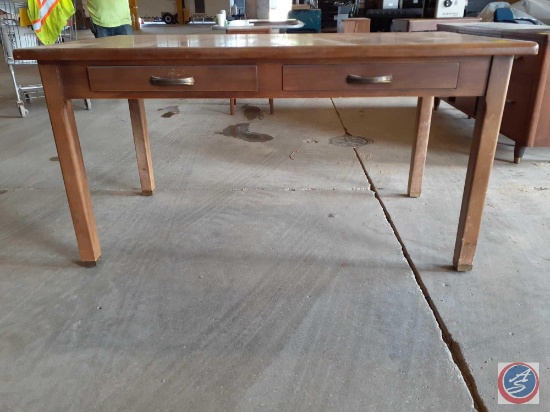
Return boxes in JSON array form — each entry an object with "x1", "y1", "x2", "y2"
[{"x1": 27, "y1": 0, "x2": 75, "y2": 45}]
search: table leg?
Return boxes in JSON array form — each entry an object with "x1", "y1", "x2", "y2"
[
  {"x1": 408, "y1": 96, "x2": 434, "y2": 198},
  {"x1": 39, "y1": 65, "x2": 101, "y2": 265},
  {"x1": 513, "y1": 143, "x2": 526, "y2": 164},
  {"x1": 128, "y1": 99, "x2": 155, "y2": 196},
  {"x1": 453, "y1": 56, "x2": 514, "y2": 271}
]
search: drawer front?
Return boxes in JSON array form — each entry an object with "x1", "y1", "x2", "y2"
[
  {"x1": 500, "y1": 74, "x2": 533, "y2": 141},
  {"x1": 511, "y1": 54, "x2": 540, "y2": 77},
  {"x1": 88, "y1": 66, "x2": 258, "y2": 92},
  {"x1": 283, "y1": 63, "x2": 459, "y2": 91}
]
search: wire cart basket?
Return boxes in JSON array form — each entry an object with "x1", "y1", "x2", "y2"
[{"x1": 0, "y1": 0, "x2": 91, "y2": 117}]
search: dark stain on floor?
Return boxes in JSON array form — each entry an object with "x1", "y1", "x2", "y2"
[
  {"x1": 329, "y1": 135, "x2": 373, "y2": 148},
  {"x1": 0, "y1": 190, "x2": 7, "y2": 195},
  {"x1": 218, "y1": 123, "x2": 273, "y2": 143},
  {"x1": 50, "y1": 156, "x2": 59, "y2": 161},
  {"x1": 242, "y1": 105, "x2": 264, "y2": 121},
  {"x1": 159, "y1": 105, "x2": 180, "y2": 118}
]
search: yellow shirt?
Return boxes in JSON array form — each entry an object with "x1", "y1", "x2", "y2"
[{"x1": 86, "y1": 0, "x2": 131, "y2": 27}]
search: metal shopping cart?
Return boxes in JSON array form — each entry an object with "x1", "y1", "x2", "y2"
[{"x1": 0, "y1": 0, "x2": 90, "y2": 117}]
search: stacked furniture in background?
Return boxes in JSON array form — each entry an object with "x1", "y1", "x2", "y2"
[{"x1": 438, "y1": 22, "x2": 550, "y2": 163}]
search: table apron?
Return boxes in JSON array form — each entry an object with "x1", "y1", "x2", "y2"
[{"x1": 54, "y1": 56, "x2": 492, "y2": 100}]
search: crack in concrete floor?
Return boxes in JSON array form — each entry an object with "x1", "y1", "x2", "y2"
[{"x1": 331, "y1": 98, "x2": 486, "y2": 412}]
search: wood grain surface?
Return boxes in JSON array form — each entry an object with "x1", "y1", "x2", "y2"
[{"x1": 14, "y1": 32, "x2": 538, "y2": 61}]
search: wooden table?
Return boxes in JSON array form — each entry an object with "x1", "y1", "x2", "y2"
[
  {"x1": 438, "y1": 23, "x2": 550, "y2": 163},
  {"x1": 14, "y1": 33, "x2": 538, "y2": 271}
]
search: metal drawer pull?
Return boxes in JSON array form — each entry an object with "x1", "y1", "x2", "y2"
[
  {"x1": 150, "y1": 76, "x2": 195, "y2": 86},
  {"x1": 505, "y1": 99, "x2": 516, "y2": 104},
  {"x1": 346, "y1": 74, "x2": 393, "y2": 84}
]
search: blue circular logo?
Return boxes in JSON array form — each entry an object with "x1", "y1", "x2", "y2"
[{"x1": 499, "y1": 363, "x2": 539, "y2": 404}]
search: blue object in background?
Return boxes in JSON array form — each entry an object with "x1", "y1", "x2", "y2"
[
  {"x1": 494, "y1": 8, "x2": 516, "y2": 23},
  {"x1": 287, "y1": 9, "x2": 322, "y2": 33}
]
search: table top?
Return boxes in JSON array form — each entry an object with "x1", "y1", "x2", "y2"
[{"x1": 14, "y1": 32, "x2": 538, "y2": 62}]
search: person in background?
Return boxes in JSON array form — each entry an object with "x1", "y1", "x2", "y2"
[{"x1": 85, "y1": 0, "x2": 133, "y2": 38}]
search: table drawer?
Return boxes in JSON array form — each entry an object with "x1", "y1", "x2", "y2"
[
  {"x1": 88, "y1": 65, "x2": 258, "y2": 92},
  {"x1": 283, "y1": 63, "x2": 459, "y2": 91}
]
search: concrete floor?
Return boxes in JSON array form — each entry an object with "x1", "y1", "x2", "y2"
[{"x1": 0, "y1": 24, "x2": 549, "y2": 411}]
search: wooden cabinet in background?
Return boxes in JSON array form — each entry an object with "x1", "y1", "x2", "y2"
[
  {"x1": 438, "y1": 23, "x2": 550, "y2": 163},
  {"x1": 391, "y1": 17, "x2": 481, "y2": 32}
]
